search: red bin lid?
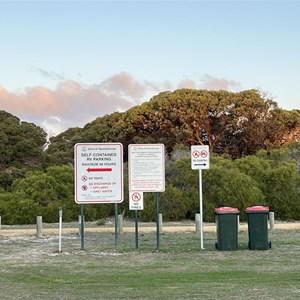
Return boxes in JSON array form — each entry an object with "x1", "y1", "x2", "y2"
[
  {"x1": 246, "y1": 206, "x2": 269, "y2": 212},
  {"x1": 215, "y1": 207, "x2": 239, "y2": 213}
]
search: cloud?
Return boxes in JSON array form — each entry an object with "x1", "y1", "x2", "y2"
[
  {"x1": 0, "y1": 73, "x2": 151, "y2": 136},
  {"x1": 200, "y1": 74, "x2": 242, "y2": 91},
  {"x1": 35, "y1": 68, "x2": 66, "y2": 81},
  {"x1": 177, "y1": 79, "x2": 197, "y2": 89},
  {"x1": 0, "y1": 72, "x2": 241, "y2": 136}
]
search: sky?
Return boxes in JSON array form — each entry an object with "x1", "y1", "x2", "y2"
[{"x1": 0, "y1": 0, "x2": 299, "y2": 137}]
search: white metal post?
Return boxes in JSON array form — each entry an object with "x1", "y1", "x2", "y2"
[
  {"x1": 59, "y1": 208, "x2": 62, "y2": 252},
  {"x1": 199, "y1": 169, "x2": 204, "y2": 249}
]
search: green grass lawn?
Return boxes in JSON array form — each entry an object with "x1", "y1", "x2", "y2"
[{"x1": 0, "y1": 229, "x2": 299, "y2": 299}]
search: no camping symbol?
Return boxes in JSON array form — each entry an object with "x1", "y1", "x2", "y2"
[
  {"x1": 192, "y1": 149, "x2": 208, "y2": 159},
  {"x1": 200, "y1": 149, "x2": 208, "y2": 158}
]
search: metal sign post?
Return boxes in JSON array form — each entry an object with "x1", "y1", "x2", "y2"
[
  {"x1": 129, "y1": 191, "x2": 144, "y2": 249},
  {"x1": 199, "y1": 169, "x2": 204, "y2": 249},
  {"x1": 80, "y1": 204, "x2": 85, "y2": 250},
  {"x1": 128, "y1": 144, "x2": 165, "y2": 251},
  {"x1": 114, "y1": 203, "x2": 118, "y2": 251},
  {"x1": 191, "y1": 145, "x2": 210, "y2": 250}
]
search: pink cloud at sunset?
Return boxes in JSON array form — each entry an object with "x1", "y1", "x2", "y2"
[{"x1": 0, "y1": 72, "x2": 241, "y2": 137}]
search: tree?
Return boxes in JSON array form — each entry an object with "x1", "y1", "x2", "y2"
[
  {"x1": 265, "y1": 161, "x2": 300, "y2": 220},
  {"x1": 0, "y1": 110, "x2": 47, "y2": 188}
]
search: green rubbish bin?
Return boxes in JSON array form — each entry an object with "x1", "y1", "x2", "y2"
[
  {"x1": 246, "y1": 206, "x2": 271, "y2": 250},
  {"x1": 215, "y1": 207, "x2": 239, "y2": 251}
]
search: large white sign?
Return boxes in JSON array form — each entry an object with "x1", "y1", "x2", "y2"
[
  {"x1": 128, "y1": 144, "x2": 165, "y2": 192},
  {"x1": 74, "y1": 143, "x2": 123, "y2": 204},
  {"x1": 191, "y1": 145, "x2": 210, "y2": 170},
  {"x1": 129, "y1": 191, "x2": 144, "y2": 210}
]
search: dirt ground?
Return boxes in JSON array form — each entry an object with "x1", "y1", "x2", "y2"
[{"x1": 1, "y1": 221, "x2": 299, "y2": 237}]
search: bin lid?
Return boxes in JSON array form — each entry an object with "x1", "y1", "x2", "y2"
[
  {"x1": 215, "y1": 207, "x2": 239, "y2": 214},
  {"x1": 246, "y1": 206, "x2": 269, "y2": 213}
]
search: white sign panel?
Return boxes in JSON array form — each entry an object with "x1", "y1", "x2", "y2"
[
  {"x1": 74, "y1": 143, "x2": 123, "y2": 204},
  {"x1": 129, "y1": 191, "x2": 144, "y2": 210},
  {"x1": 128, "y1": 144, "x2": 165, "y2": 192},
  {"x1": 191, "y1": 145, "x2": 210, "y2": 170}
]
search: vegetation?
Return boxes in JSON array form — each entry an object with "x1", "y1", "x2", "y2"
[
  {"x1": 46, "y1": 89, "x2": 300, "y2": 163},
  {"x1": 0, "y1": 110, "x2": 47, "y2": 188},
  {"x1": 0, "y1": 230, "x2": 300, "y2": 299},
  {"x1": 0, "y1": 89, "x2": 299, "y2": 224}
]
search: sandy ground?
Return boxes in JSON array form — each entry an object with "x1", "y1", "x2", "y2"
[{"x1": 0, "y1": 222, "x2": 299, "y2": 237}]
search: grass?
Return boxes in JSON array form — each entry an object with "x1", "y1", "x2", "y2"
[{"x1": 0, "y1": 228, "x2": 299, "y2": 299}]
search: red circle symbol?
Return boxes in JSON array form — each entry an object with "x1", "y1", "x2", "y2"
[
  {"x1": 200, "y1": 150, "x2": 208, "y2": 158},
  {"x1": 131, "y1": 192, "x2": 141, "y2": 202},
  {"x1": 192, "y1": 150, "x2": 200, "y2": 158},
  {"x1": 81, "y1": 185, "x2": 88, "y2": 191},
  {"x1": 81, "y1": 175, "x2": 88, "y2": 182}
]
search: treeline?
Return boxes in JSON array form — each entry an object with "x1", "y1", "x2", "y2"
[
  {"x1": 46, "y1": 89, "x2": 300, "y2": 164},
  {"x1": 0, "y1": 89, "x2": 299, "y2": 224},
  {"x1": 0, "y1": 143, "x2": 299, "y2": 224}
]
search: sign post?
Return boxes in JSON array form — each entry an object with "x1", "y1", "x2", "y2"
[
  {"x1": 74, "y1": 143, "x2": 123, "y2": 250},
  {"x1": 129, "y1": 191, "x2": 144, "y2": 249},
  {"x1": 191, "y1": 145, "x2": 210, "y2": 249},
  {"x1": 128, "y1": 144, "x2": 165, "y2": 250}
]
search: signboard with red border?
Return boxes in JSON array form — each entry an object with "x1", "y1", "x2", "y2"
[
  {"x1": 74, "y1": 143, "x2": 123, "y2": 204},
  {"x1": 191, "y1": 145, "x2": 210, "y2": 170},
  {"x1": 128, "y1": 144, "x2": 165, "y2": 192},
  {"x1": 129, "y1": 191, "x2": 144, "y2": 210}
]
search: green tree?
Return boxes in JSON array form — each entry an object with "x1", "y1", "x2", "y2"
[
  {"x1": 265, "y1": 161, "x2": 300, "y2": 220},
  {"x1": 0, "y1": 110, "x2": 47, "y2": 188}
]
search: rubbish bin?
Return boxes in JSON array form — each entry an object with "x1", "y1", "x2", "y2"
[
  {"x1": 246, "y1": 206, "x2": 271, "y2": 250},
  {"x1": 215, "y1": 207, "x2": 239, "y2": 251}
]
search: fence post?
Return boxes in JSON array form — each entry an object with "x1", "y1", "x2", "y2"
[
  {"x1": 159, "y1": 213, "x2": 163, "y2": 233},
  {"x1": 36, "y1": 216, "x2": 43, "y2": 238},
  {"x1": 118, "y1": 214, "x2": 123, "y2": 233},
  {"x1": 58, "y1": 208, "x2": 63, "y2": 252},
  {"x1": 195, "y1": 213, "x2": 200, "y2": 232},
  {"x1": 0, "y1": 216, "x2": 1, "y2": 230},
  {"x1": 269, "y1": 212, "x2": 275, "y2": 231}
]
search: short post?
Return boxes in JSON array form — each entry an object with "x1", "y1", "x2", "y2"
[
  {"x1": 78, "y1": 215, "x2": 81, "y2": 236},
  {"x1": 269, "y1": 212, "x2": 275, "y2": 231},
  {"x1": 118, "y1": 214, "x2": 123, "y2": 234},
  {"x1": 159, "y1": 213, "x2": 163, "y2": 233},
  {"x1": 58, "y1": 208, "x2": 62, "y2": 252},
  {"x1": 237, "y1": 215, "x2": 240, "y2": 232},
  {"x1": 36, "y1": 216, "x2": 43, "y2": 238},
  {"x1": 0, "y1": 216, "x2": 1, "y2": 230},
  {"x1": 195, "y1": 213, "x2": 200, "y2": 232}
]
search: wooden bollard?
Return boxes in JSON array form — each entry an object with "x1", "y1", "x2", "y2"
[
  {"x1": 36, "y1": 216, "x2": 43, "y2": 238},
  {"x1": 118, "y1": 214, "x2": 123, "y2": 233},
  {"x1": 195, "y1": 213, "x2": 200, "y2": 232},
  {"x1": 159, "y1": 213, "x2": 163, "y2": 233},
  {"x1": 269, "y1": 212, "x2": 275, "y2": 231}
]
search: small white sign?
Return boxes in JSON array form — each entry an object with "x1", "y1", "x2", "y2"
[
  {"x1": 74, "y1": 143, "x2": 123, "y2": 204},
  {"x1": 191, "y1": 145, "x2": 210, "y2": 170},
  {"x1": 129, "y1": 191, "x2": 144, "y2": 210},
  {"x1": 128, "y1": 144, "x2": 165, "y2": 192}
]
